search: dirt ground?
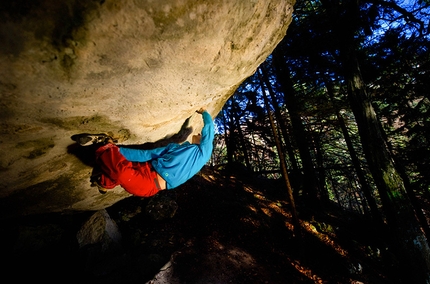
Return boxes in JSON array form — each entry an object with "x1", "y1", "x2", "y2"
[
  {"x1": 2, "y1": 167, "x2": 405, "y2": 283},
  {"x1": 90, "y1": 168, "x2": 401, "y2": 283}
]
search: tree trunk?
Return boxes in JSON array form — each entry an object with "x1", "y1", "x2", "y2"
[
  {"x1": 313, "y1": 132, "x2": 330, "y2": 204},
  {"x1": 221, "y1": 108, "x2": 234, "y2": 167},
  {"x1": 325, "y1": 80, "x2": 383, "y2": 224},
  {"x1": 331, "y1": 0, "x2": 430, "y2": 279},
  {"x1": 259, "y1": 73, "x2": 301, "y2": 237},
  {"x1": 383, "y1": 130, "x2": 430, "y2": 246},
  {"x1": 342, "y1": 43, "x2": 430, "y2": 283},
  {"x1": 272, "y1": 50, "x2": 320, "y2": 208},
  {"x1": 231, "y1": 100, "x2": 252, "y2": 171},
  {"x1": 259, "y1": 66, "x2": 300, "y2": 173}
]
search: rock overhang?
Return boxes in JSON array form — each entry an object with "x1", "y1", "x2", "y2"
[{"x1": 0, "y1": 0, "x2": 295, "y2": 217}]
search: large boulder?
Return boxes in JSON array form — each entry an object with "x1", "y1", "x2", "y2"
[{"x1": 0, "y1": 0, "x2": 294, "y2": 218}]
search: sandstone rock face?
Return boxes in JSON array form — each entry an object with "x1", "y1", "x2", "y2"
[
  {"x1": 0, "y1": 0, "x2": 294, "y2": 217},
  {"x1": 76, "y1": 209, "x2": 122, "y2": 251}
]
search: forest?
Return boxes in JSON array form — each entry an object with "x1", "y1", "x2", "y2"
[
  {"x1": 210, "y1": 0, "x2": 430, "y2": 283},
  {"x1": 2, "y1": 1, "x2": 430, "y2": 283}
]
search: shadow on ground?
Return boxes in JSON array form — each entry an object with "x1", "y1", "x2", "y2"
[{"x1": 1, "y1": 167, "x2": 401, "y2": 283}]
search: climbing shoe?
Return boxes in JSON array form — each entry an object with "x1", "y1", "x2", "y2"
[
  {"x1": 91, "y1": 180, "x2": 108, "y2": 194},
  {"x1": 71, "y1": 133, "x2": 110, "y2": 146},
  {"x1": 98, "y1": 186, "x2": 108, "y2": 194}
]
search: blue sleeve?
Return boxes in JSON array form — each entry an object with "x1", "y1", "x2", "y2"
[
  {"x1": 199, "y1": 111, "x2": 215, "y2": 151},
  {"x1": 119, "y1": 146, "x2": 167, "y2": 162}
]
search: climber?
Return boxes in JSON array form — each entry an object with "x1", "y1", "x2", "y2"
[{"x1": 71, "y1": 108, "x2": 214, "y2": 197}]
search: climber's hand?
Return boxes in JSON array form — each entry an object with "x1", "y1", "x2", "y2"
[{"x1": 196, "y1": 108, "x2": 205, "y2": 114}]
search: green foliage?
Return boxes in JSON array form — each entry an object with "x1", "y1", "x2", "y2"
[
  {"x1": 212, "y1": 1, "x2": 430, "y2": 281},
  {"x1": 213, "y1": 0, "x2": 430, "y2": 218}
]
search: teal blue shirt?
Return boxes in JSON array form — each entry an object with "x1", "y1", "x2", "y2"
[{"x1": 119, "y1": 111, "x2": 214, "y2": 189}]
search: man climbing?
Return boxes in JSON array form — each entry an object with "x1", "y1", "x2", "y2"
[{"x1": 71, "y1": 108, "x2": 214, "y2": 197}]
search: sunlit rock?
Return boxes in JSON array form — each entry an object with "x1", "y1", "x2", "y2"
[{"x1": 0, "y1": 0, "x2": 295, "y2": 217}]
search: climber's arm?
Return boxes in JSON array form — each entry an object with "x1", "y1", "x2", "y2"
[{"x1": 119, "y1": 146, "x2": 167, "y2": 162}]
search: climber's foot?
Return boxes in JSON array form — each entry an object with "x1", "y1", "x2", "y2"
[
  {"x1": 91, "y1": 180, "x2": 108, "y2": 194},
  {"x1": 98, "y1": 186, "x2": 108, "y2": 194},
  {"x1": 71, "y1": 133, "x2": 111, "y2": 146}
]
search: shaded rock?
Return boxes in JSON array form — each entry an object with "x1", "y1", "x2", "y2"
[
  {"x1": 77, "y1": 209, "x2": 124, "y2": 276},
  {"x1": 77, "y1": 209, "x2": 122, "y2": 251},
  {"x1": 146, "y1": 244, "x2": 268, "y2": 284}
]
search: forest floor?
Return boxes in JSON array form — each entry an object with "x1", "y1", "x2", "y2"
[{"x1": 2, "y1": 167, "x2": 411, "y2": 283}]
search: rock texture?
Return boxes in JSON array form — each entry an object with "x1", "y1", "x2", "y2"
[
  {"x1": 0, "y1": 0, "x2": 294, "y2": 217},
  {"x1": 76, "y1": 209, "x2": 122, "y2": 250}
]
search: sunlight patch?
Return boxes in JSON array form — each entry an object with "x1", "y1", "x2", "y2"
[
  {"x1": 302, "y1": 222, "x2": 349, "y2": 257},
  {"x1": 287, "y1": 257, "x2": 324, "y2": 283}
]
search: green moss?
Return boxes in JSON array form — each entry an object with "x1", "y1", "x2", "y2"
[
  {"x1": 382, "y1": 167, "x2": 405, "y2": 202},
  {"x1": 16, "y1": 137, "x2": 55, "y2": 159},
  {"x1": 41, "y1": 115, "x2": 114, "y2": 131},
  {"x1": 311, "y1": 221, "x2": 336, "y2": 234},
  {"x1": 40, "y1": 115, "x2": 131, "y2": 143},
  {"x1": 26, "y1": 144, "x2": 55, "y2": 159}
]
